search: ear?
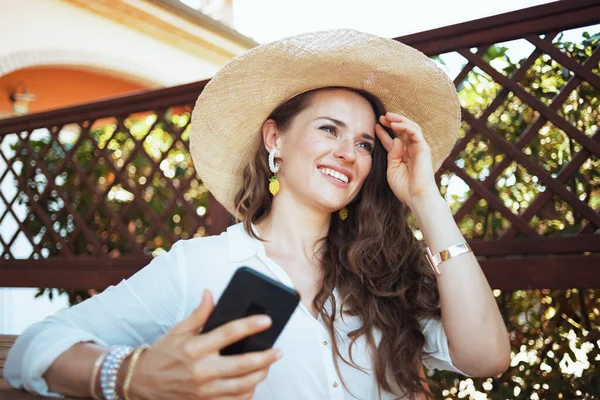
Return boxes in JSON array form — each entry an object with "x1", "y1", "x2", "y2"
[{"x1": 262, "y1": 119, "x2": 282, "y2": 152}]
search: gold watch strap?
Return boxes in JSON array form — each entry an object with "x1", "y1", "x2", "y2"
[{"x1": 426, "y1": 242, "x2": 472, "y2": 275}]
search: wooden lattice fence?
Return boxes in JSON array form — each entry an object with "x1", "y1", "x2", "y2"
[{"x1": 0, "y1": 0, "x2": 598, "y2": 290}]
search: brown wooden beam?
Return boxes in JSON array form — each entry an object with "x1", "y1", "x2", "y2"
[
  {"x1": 480, "y1": 254, "x2": 600, "y2": 290},
  {"x1": 0, "y1": 81, "x2": 206, "y2": 136},
  {"x1": 1, "y1": 253, "x2": 599, "y2": 290},
  {"x1": 469, "y1": 235, "x2": 600, "y2": 256},
  {"x1": 0, "y1": 257, "x2": 152, "y2": 289},
  {"x1": 397, "y1": 0, "x2": 600, "y2": 56}
]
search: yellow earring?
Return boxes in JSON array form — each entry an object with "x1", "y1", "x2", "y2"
[
  {"x1": 269, "y1": 175, "x2": 280, "y2": 195},
  {"x1": 338, "y1": 207, "x2": 348, "y2": 221},
  {"x1": 268, "y1": 149, "x2": 281, "y2": 196}
]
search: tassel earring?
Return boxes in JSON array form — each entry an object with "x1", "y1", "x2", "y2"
[
  {"x1": 268, "y1": 149, "x2": 281, "y2": 196},
  {"x1": 338, "y1": 207, "x2": 348, "y2": 221}
]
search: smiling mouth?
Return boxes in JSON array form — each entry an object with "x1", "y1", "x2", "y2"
[{"x1": 318, "y1": 167, "x2": 349, "y2": 184}]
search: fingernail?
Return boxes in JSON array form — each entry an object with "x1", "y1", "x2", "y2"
[
  {"x1": 257, "y1": 315, "x2": 272, "y2": 326},
  {"x1": 275, "y1": 349, "x2": 283, "y2": 360}
]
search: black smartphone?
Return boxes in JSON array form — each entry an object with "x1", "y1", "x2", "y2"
[{"x1": 200, "y1": 266, "x2": 301, "y2": 355}]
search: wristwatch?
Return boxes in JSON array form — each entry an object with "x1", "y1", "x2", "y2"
[{"x1": 425, "y1": 242, "x2": 472, "y2": 275}]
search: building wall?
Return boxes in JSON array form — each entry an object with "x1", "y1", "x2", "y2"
[
  {"x1": 0, "y1": 66, "x2": 149, "y2": 115},
  {"x1": 0, "y1": 0, "x2": 229, "y2": 88}
]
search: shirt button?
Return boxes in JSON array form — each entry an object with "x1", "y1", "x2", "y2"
[
  {"x1": 322, "y1": 341, "x2": 328, "y2": 346},
  {"x1": 333, "y1": 382, "x2": 339, "y2": 388}
]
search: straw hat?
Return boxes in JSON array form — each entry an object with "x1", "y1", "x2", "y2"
[{"x1": 190, "y1": 29, "x2": 460, "y2": 216}]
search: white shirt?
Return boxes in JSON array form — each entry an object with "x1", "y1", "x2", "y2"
[{"x1": 5, "y1": 223, "x2": 469, "y2": 399}]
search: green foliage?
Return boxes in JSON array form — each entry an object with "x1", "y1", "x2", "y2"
[
  {"x1": 430, "y1": 289, "x2": 600, "y2": 399},
  {"x1": 429, "y1": 30, "x2": 600, "y2": 399}
]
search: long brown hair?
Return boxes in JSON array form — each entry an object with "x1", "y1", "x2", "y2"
[{"x1": 234, "y1": 87, "x2": 440, "y2": 399}]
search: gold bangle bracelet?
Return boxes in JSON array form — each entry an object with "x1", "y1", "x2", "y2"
[
  {"x1": 90, "y1": 349, "x2": 110, "y2": 400},
  {"x1": 123, "y1": 344, "x2": 150, "y2": 400},
  {"x1": 425, "y1": 242, "x2": 472, "y2": 275}
]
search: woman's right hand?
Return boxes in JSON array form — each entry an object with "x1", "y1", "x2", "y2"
[{"x1": 128, "y1": 290, "x2": 282, "y2": 399}]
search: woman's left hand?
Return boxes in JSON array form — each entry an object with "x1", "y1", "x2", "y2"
[{"x1": 374, "y1": 112, "x2": 441, "y2": 209}]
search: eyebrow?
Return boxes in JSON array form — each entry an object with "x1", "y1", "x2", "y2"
[{"x1": 314, "y1": 116, "x2": 375, "y2": 141}]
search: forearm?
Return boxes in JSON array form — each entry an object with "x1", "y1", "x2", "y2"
[
  {"x1": 5, "y1": 243, "x2": 184, "y2": 397},
  {"x1": 411, "y1": 195, "x2": 510, "y2": 376},
  {"x1": 43, "y1": 342, "x2": 104, "y2": 398}
]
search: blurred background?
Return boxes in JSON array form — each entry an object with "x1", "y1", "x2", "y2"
[{"x1": 0, "y1": 0, "x2": 599, "y2": 398}]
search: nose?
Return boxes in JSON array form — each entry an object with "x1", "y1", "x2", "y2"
[{"x1": 333, "y1": 137, "x2": 356, "y2": 163}]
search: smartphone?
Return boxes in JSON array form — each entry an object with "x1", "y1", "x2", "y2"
[{"x1": 200, "y1": 266, "x2": 301, "y2": 355}]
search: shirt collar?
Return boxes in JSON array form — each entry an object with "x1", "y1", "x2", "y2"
[{"x1": 227, "y1": 222, "x2": 263, "y2": 262}]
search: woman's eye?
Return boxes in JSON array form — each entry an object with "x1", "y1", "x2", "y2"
[
  {"x1": 319, "y1": 125, "x2": 337, "y2": 135},
  {"x1": 358, "y1": 142, "x2": 373, "y2": 152}
]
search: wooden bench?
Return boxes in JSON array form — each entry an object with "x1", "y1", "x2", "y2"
[
  {"x1": 1, "y1": 335, "x2": 79, "y2": 399},
  {"x1": 1, "y1": 335, "x2": 17, "y2": 390}
]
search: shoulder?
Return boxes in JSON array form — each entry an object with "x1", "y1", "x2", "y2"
[
  {"x1": 169, "y1": 222, "x2": 257, "y2": 274},
  {"x1": 170, "y1": 223, "x2": 258, "y2": 316},
  {"x1": 170, "y1": 227, "x2": 230, "y2": 266},
  {"x1": 174, "y1": 228, "x2": 229, "y2": 252}
]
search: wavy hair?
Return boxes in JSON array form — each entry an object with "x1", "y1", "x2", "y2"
[{"x1": 233, "y1": 87, "x2": 441, "y2": 399}]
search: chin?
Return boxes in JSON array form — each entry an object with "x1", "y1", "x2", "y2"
[
  {"x1": 307, "y1": 183, "x2": 354, "y2": 213},
  {"x1": 313, "y1": 196, "x2": 349, "y2": 214}
]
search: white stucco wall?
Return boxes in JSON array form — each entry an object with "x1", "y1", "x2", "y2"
[{"x1": 0, "y1": 0, "x2": 224, "y2": 86}]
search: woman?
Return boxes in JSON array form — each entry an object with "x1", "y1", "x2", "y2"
[{"x1": 5, "y1": 30, "x2": 510, "y2": 399}]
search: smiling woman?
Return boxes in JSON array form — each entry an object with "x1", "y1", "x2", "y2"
[
  {"x1": 234, "y1": 86, "x2": 453, "y2": 396},
  {"x1": 5, "y1": 29, "x2": 509, "y2": 400}
]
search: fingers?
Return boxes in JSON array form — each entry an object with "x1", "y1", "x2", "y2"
[
  {"x1": 391, "y1": 122, "x2": 422, "y2": 146},
  {"x1": 201, "y1": 367, "x2": 271, "y2": 397},
  {"x1": 376, "y1": 123, "x2": 407, "y2": 163},
  {"x1": 172, "y1": 290, "x2": 215, "y2": 334},
  {"x1": 211, "y1": 349, "x2": 282, "y2": 379},
  {"x1": 382, "y1": 111, "x2": 417, "y2": 128},
  {"x1": 188, "y1": 347, "x2": 281, "y2": 398},
  {"x1": 188, "y1": 314, "x2": 272, "y2": 356},
  {"x1": 214, "y1": 394, "x2": 255, "y2": 400},
  {"x1": 389, "y1": 137, "x2": 405, "y2": 164},
  {"x1": 379, "y1": 112, "x2": 425, "y2": 145},
  {"x1": 375, "y1": 123, "x2": 394, "y2": 152}
]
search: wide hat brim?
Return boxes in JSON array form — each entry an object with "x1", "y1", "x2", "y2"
[{"x1": 190, "y1": 29, "x2": 460, "y2": 217}]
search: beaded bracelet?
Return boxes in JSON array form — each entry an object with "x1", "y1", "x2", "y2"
[{"x1": 100, "y1": 345, "x2": 134, "y2": 400}]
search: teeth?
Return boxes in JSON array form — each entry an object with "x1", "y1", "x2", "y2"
[{"x1": 319, "y1": 168, "x2": 349, "y2": 183}]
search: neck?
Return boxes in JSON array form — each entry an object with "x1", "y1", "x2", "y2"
[{"x1": 255, "y1": 190, "x2": 330, "y2": 262}]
